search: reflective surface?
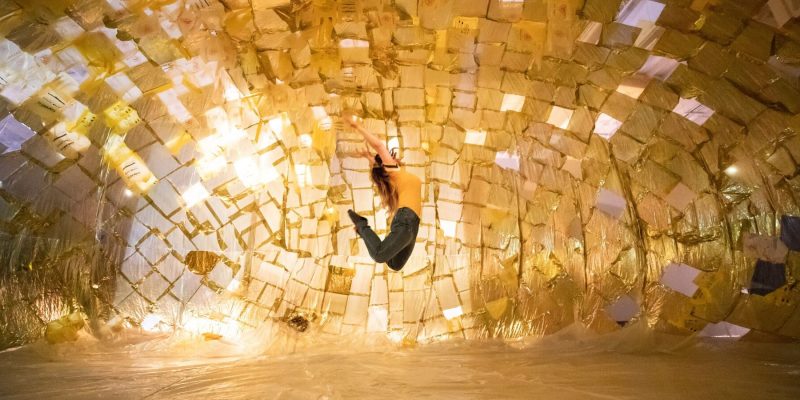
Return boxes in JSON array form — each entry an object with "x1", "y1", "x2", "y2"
[
  {"x1": 2, "y1": 325, "x2": 800, "y2": 399},
  {"x1": 2, "y1": 0, "x2": 800, "y2": 349}
]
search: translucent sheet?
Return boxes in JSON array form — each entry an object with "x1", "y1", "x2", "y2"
[
  {"x1": 2, "y1": 0, "x2": 800, "y2": 353},
  {"x1": 2, "y1": 324, "x2": 799, "y2": 399}
]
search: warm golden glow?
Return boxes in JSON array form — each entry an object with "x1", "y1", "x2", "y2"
[
  {"x1": 1, "y1": 0, "x2": 798, "y2": 352},
  {"x1": 183, "y1": 183, "x2": 211, "y2": 208},
  {"x1": 234, "y1": 156, "x2": 279, "y2": 187}
]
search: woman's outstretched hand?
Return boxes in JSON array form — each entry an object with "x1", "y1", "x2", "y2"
[
  {"x1": 389, "y1": 148, "x2": 403, "y2": 166},
  {"x1": 343, "y1": 111, "x2": 360, "y2": 129},
  {"x1": 343, "y1": 112, "x2": 396, "y2": 166}
]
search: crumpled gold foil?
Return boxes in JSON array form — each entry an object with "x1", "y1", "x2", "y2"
[{"x1": 1, "y1": 0, "x2": 800, "y2": 351}]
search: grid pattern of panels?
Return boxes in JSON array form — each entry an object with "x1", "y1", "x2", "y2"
[{"x1": 0, "y1": 0, "x2": 799, "y2": 346}]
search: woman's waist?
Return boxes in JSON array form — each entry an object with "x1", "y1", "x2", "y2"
[
  {"x1": 394, "y1": 201, "x2": 421, "y2": 215},
  {"x1": 392, "y1": 206, "x2": 421, "y2": 222}
]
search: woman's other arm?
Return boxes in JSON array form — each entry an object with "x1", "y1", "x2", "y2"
[{"x1": 344, "y1": 114, "x2": 394, "y2": 164}]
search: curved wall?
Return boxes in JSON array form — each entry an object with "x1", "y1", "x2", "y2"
[{"x1": 1, "y1": 0, "x2": 799, "y2": 348}]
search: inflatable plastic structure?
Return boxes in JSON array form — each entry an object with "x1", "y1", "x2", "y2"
[{"x1": 1, "y1": 0, "x2": 800, "y2": 352}]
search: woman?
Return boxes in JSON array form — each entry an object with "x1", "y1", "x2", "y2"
[{"x1": 345, "y1": 115, "x2": 422, "y2": 271}]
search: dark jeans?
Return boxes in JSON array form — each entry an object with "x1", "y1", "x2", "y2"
[{"x1": 357, "y1": 207, "x2": 420, "y2": 271}]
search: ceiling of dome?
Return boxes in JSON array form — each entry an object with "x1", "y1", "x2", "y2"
[{"x1": 1, "y1": 0, "x2": 800, "y2": 347}]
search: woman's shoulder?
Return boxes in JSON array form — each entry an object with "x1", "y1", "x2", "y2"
[{"x1": 398, "y1": 169, "x2": 422, "y2": 183}]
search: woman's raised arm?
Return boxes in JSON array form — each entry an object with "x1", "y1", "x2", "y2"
[{"x1": 344, "y1": 114, "x2": 394, "y2": 165}]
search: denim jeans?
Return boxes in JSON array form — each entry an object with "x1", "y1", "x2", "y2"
[{"x1": 357, "y1": 207, "x2": 420, "y2": 271}]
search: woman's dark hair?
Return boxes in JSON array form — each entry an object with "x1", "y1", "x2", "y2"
[{"x1": 371, "y1": 155, "x2": 398, "y2": 212}]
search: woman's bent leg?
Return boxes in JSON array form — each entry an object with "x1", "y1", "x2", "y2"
[
  {"x1": 387, "y1": 241, "x2": 415, "y2": 271},
  {"x1": 357, "y1": 224, "x2": 414, "y2": 264}
]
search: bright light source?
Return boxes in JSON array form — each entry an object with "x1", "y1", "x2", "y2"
[
  {"x1": 547, "y1": 106, "x2": 574, "y2": 129},
  {"x1": 124, "y1": 189, "x2": 133, "y2": 197},
  {"x1": 260, "y1": 157, "x2": 281, "y2": 181},
  {"x1": 299, "y1": 133, "x2": 312, "y2": 148},
  {"x1": 387, "y1": 331, "x2": 405, "y2": 343},
  {"x1": 443, "y1": 306, "x2": 464, "y2": 320},
  {"x1": 141, "y1": 314, "x2": 162, "y2": 332},
  {"x1": 222, "y1": 75, "x2": 241, "y2": 101},
  {"x1": 725, "y1": 165, "x2": 738, "y2": 176},
  {"x1": 311, "y1": 106, "x2": 328, "y2": 120},
  {"x1": 197, "y1": 155, "x2": 227, "y2": 179},
  {"x1": 226, "y1": 278, "x2": 241, "y2": 292},
  {"x1": 235, "y1": 156, "x2": 260, "y2": 187},
  {"x1": 440, "y1": 220, "x2": 457, "y2": 238},
  {"x1": 388, "y1": 137, "x2": 400, "y2": 152},
  {"x1": 268, "y1": 115, "x2": 285, "y2": 135},
  {"x1": 182, "y1": 183, "x2": 210, "y2": 208},
  {"x1": 164, "y1": 131, "x2": 190, "y2": 155},
  {"x1": 295, "y1": 163, "x2": 312, "y2": 186},
  {"x1": 324, "y1": 206, "x2": 339, "y2": 223},
  {"x1": 182, "y1": 315, "x2": 241, "y2": 339},
  {"x1": 465, "y1": 129, "x2": 487, "y2": 146},
  {"x1": 234, "y1": 156, "x2": 279, "y2": 188},
  {"x1": 203, "y1": 107, "x2": 231, "y2": 133},
  {"x1": 500, "y1": 93, "x2": 526, "y2": 112},
  {"x1": 198, "y1": 131, "x2": 244, "y2": 157}
]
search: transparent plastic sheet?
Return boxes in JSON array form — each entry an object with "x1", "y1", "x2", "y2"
[
  {"x1": 0, "y1": 0, "x2": 799, "y2": 385},
  {"x1": 1, "y1": 322, "x2": 800, "y2": 399}
]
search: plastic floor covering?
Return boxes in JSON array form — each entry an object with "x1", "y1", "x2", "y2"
[{"x1": 1, "y1": 325, "x2": 799, "y2": 400}]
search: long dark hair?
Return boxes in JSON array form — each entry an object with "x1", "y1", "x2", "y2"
[{"x1": 371, "y1": 155, "x2": 398, "y2": 212}]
